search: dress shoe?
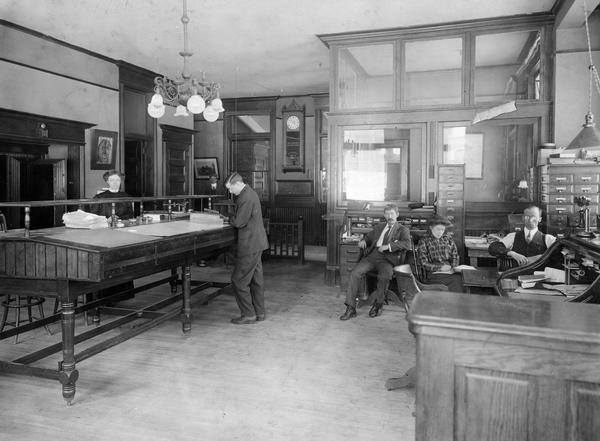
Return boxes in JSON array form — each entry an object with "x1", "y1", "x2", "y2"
[
  {"x1": 256, "y1": 315, "x2": 266, "y2": 322},
  {"x1": 231, "y1": 316, "x2": 257, "y2": 325},
  {"x1": 339, "y1": 305, "x2": 357, "y2": 321},
  {"x1": 369, "y1": 302, "x2": 383, "y2": 318}
]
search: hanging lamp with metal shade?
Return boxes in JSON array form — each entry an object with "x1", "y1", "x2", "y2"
[{"x1": 566, "y1": 0, "x2": 600, "y2": 150}]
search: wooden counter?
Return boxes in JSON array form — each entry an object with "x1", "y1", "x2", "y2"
[{"x1": 408, "y1": 291, "x2": 600, "y2": 441}]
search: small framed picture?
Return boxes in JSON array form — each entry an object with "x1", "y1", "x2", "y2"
[
  {"x1": 91, "y1": 130, "x2": 118, "y2": 170},
  {"x1": 194, "y1": 157, "x2": 219, "y2": 180}
]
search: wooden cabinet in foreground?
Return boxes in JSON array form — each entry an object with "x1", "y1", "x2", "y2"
[{"x1": 409, "y1": 291, "x2": 600, "y2": 441}]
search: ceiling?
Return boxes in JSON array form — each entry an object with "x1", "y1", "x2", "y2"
[{"x1": 0, "y1": 0, "x2": 575, "y2": 99}]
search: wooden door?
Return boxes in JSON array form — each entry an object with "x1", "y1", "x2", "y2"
[
  {"x1": 24, "y1": 159, "x2": 66, "y2": 228},
  {"x1": 162, "y1": 127, "x2": 193, "y2": 196}
]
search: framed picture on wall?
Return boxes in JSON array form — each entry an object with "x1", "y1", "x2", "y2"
[
  {"x1": 91, "y1": 130, "x2": 117, "y2": 170},
  {"x1": 194, "y1": 157, "x2": 219, "y2": 179}
]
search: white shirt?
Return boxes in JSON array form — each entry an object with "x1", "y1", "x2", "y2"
[{"x1": 500, "y1": 228, "x2": 556, "y2": 251}]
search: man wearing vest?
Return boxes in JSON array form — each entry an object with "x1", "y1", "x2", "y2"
[
  {"x1": 488, "y1": 205, "x2": 556, "y2": 271},
  {"x1": 340, "y1": 204, "x2": 412, "y2": 320}
]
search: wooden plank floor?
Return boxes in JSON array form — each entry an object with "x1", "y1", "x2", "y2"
[{"x1": 0, "y1": 260, "x2": 416, "y2": 441}]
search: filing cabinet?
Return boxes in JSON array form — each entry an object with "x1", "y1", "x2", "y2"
[
  {"x1": 539, "y1": 164, "x2": 600, "y2": 233},
  {"x1": 437, "y1": 164, "x2": 465, "y2": 261}
]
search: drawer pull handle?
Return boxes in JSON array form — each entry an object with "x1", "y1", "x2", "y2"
[
  {"x1": 555, "y1": 197, "x2": 566, "y2": 202},
  {"x1": 556, "y1": 207, "x2": 566, "y2": 212},
  {"x1": 556, "y1": 187, "x2": 566, "y2": 192},
  {"x1": 582, "y1": 177, "x2": 592, "y2": 181},
  {"x1": 581, "y1": 187, "x2": 591, "y2": 192},
  {"x1": 556, "y1": 177, "x2": 567, "y2": 182}
]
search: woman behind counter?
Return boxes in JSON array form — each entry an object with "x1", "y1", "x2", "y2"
[{"x1": 90, "y1": 170, "x2": 134, "y2": 219}]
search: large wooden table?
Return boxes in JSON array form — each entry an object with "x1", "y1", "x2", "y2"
[{"x1": 0, "y1": 220, "x2": 234, "y2": 404}]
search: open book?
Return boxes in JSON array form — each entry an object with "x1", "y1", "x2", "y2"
[{"x1": 433, "y1": 264, "x2": 476, "y2": 274}]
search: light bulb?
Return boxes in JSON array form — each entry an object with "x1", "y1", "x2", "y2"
[
  {"x1": 211, "y1": 97, "x2": 224, "y2": 112},
  {"x1": 203, "y1": 105, "x2": 219, "y2": 122},
  {"x1": 150, "y1": 93, "x2": 163, "y2": 106},
  {"x1": 147, "y1": 103, "x2": 165, "y2": 118},
  {"x1": 174, "y1": 104, "x2": 189, "y2": 117},
  {"x1": 187, "y1": 94, "x2": 206, "y2": 114}
]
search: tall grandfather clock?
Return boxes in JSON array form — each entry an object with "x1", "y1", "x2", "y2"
[{"x1": 282, "y1": 100, "x2": 305, "y2": 173}]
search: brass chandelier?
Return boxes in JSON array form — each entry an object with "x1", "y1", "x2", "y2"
[{"x1": 147, "y1": 0, "x2": 224, "y2": 121}]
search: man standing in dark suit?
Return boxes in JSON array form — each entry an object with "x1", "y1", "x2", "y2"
[
  {"x1": 340, "y1": 204, "x2": 412, "y2": 320},
  {"x1": 225, "y1": 172, "x2": 269, "y2": 324}
]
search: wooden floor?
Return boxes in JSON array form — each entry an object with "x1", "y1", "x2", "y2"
[{"x1": 0, "y1": 259, "x2": 416, "y2": 441}]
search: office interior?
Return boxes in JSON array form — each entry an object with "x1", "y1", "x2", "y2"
[{"x1": 1, "y1": 1, "x2": 600, "y2": 440}]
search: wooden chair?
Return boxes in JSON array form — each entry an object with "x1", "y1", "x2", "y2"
[{"x1": 1, "y1": 295, "x2": 52, "y2": 343}]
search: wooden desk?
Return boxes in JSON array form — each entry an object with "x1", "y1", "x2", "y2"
[
  {"x1": 464, "y1": 241, "x2": 494, "y2": 266},
  {"x1": 0, "y1": 220, "x2": 234, "y2": 404},
  {"x1": 409, "y1": 291, "x2": 600, "y2": 441},
  {"x1": 461, "y1": 268, "x2": 499, "y2": 294}
]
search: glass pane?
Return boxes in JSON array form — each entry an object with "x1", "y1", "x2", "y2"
[
  {"x1": 442, "y1": 127, "x2": 483, "y2": 178},
  {"x1": 342, "y1": 128, "x2": 409, "y2": 201},
  {"x1": 230, "y1": 114, "x2": 271, "y2": 134},
  {"x1": 404, "y1": 37, "x2": 463, "y2": 106},
  {"x1": 475, "y1": 30, "x2": 541, "y2": 103},
  {"x1": 234, "y1": 139, "x2": 270, "y2": 201},
  {"x1": 442, "y1": 122, "x2": 535, "y2": 202},
  {"x1": 337, "y1": 44, "x2": 394, "y2": 110}
]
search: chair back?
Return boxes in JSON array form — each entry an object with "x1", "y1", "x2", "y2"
[{"x1": 409, "y1": 234, "x2": 427, "y2": 283}]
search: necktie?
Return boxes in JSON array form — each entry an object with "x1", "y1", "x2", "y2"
[
  {"x1": 377, "y1": 225, "x2": 390, "y2": 247},
  {"x1": 526, "y1": 230, "x2": 532, "y2": 243},
  {"x1": 382, "y1": 226, "x2": 391, "y2": 245}
]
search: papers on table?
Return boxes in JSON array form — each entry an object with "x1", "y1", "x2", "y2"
[{"x1": 62, "y1": 209, "x2": 108, "y2": 229}]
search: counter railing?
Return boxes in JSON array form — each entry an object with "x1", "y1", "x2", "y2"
[{"x1": 0, "y1": 194, "x2": 228, "y2": 237}]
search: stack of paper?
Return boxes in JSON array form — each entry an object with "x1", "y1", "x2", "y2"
[
  {"x1": 518, "y1": 273, "x2": 547, "y2": 289},
  {"x1": 189, "y1": 211, "x2": 224, "y2": 227},
  {"x1": 62, "y1": 210, "x2": 108, "y2": 229}
]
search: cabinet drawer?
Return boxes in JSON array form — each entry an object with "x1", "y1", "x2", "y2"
[
  {"x1": 574, "y1": 184, "x2": 599, "y2": 193},
  {"x1": 546, "y1": 194, "x2": 573, "y2": 204},
  {"x1": 546, "y1": 205, "x2": 575, "y2": 215},
  {"x1": 438, "y1": 182, "x2": 463, "y2": 192},
  {"x1": 548, "y1": 174, "x2": 573, "y2": 184},
  {"x1": 573, "y1": 173, "x2": 600, "y2": 184},
  {"x1": 438, "y1": 190, "x2": 464, "y2": 199},
  {"x1": 437, "y1": 198, "x2": 463, "y2": 207},
  {"x1": 437, "y1": 207, "x2": 464, "y2": 218},
  {"x1": 438, "y1": 167, "x2": 464, "y2": 177},
  {"x1": 542, "y1": 184, "x2": 573, "y2": 194},
  {"x1": 438, "y1": 174, "x2": 463, "y2": 184},
  {"x1": 547, "y1": 214, "x2": 570, "y2": 226},
  {"x1": 340, "y1": 245, "x2": 362, "y2": 262}
]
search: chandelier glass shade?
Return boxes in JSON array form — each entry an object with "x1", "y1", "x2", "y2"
[{"x1": 147, "y1": 0, "x2": 224, "y2": 121}]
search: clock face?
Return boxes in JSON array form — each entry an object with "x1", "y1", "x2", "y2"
[{"x1": 286, "y1": 115, "x2": 300, "y2": 130}]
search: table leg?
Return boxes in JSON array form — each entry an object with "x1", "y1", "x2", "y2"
[
  {"x1": 181, "y1": 264, "x2": 192, "y2": 334},
  {"x1": 170, "y1": 268, "x2": 178, "y2": 293},
  {"x1": 58, "y1": 297, "x2": 79, "y2": 406}
]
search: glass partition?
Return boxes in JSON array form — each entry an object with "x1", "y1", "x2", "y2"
[
  {"x1": 474, "y1": 30, "x2": 541, "y2": 103},
  {"x1": 441, "y1": 121, "x2": 536, "y2": 202},
  {"x1": 337, "y1": 43, "x2": 394, "y2": 110},
  {"x1": 342, "y1": 127, "x2": 410, "y2": 202},
  {"x1": 404, "y1": 37, "x2": 463, "y2": 107}
]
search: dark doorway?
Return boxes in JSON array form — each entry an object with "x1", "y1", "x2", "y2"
[{"x1": 124, "y1": 139, "x2": 144, "y2": 197}]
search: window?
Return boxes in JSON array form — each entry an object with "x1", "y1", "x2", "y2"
[
  {"x1": 338, "y1": 43, "x2": 394, "y2": 110},
  {"x1": 474, "y1": 30, "x2": 541, "y2": 103},
  {"x1": 404, "y1": 37, "x2": 463, "y2": 107},
  {"x1": 342, "y1": 128, "x2": 409, "y2": 201}
]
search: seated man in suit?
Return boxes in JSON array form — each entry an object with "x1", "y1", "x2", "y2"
[
  {"x1": 416, "y1": 215, "x2": 464, "y2": 292},
  {"x1": 340, "y1": 204, "x2": 412, "y2": 320},
  {"x1": 488, "y1": 205, "x2": 556, "y2": 271}
]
